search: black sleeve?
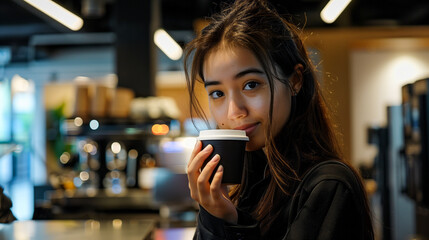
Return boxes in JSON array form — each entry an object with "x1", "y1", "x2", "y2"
[
  {"x1": 193, "y1": 206, "x2": 260, "y2": 240},
  {"x1": 0, "y1": 186, "x2": 16, "y2": 223},
  {"x1": 284, "y1": 180, "x2": 363, "y2": 240}
]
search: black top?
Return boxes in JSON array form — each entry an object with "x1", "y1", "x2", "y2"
[
  {"x1": 0, "y1": 186, "x2": 16, "y2": 223},
  {"x1": 193, "y1": 151, "x2": 373, "y2": 240}
]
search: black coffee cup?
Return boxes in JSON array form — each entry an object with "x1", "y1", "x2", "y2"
[{"x1": 198, "y1": 129, "x2": 249, "y2": 184}]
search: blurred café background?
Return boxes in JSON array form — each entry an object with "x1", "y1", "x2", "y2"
[{"x1": 1, "y1": 0, "x2": 429, "y2": 239}]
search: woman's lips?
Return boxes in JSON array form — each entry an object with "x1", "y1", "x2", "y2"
[{"x1": 234, "y1": 123, "x2": 259, "y2": 136}]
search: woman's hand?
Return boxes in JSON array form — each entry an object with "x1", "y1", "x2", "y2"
[{"x1": 187, "y1": 140, "x2": 238, "y2": 224}]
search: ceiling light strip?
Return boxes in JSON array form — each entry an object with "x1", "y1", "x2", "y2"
[
  {"x1": 23, "y1": 0, "x2": 83, "y2": 31},
  {"x1": 320, "y1": 0, "x2": 352, "y2": 24},
  {"x1": 154, "y1": 29, "x2": 183, "y2": 61}
]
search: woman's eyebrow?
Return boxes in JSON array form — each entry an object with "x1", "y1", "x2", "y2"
[
  {"x1": 204, "y1": 81, "x2": 220, "y2": 87},
  {"x1": 234, "y1": 68, "x2": 264, "y2": 79},
  {"x1": 204, "y1": 68, "x2": 264, "y2": 88}
]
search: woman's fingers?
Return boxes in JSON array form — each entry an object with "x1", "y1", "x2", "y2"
[
  {"x1": 188, "y1": 153, "x2": 235, "y2": 223},
  {"x1": 210, "y1": 165, "x2": 224, "y2": 200},
  {"x1": 187, "y1": 143, "x2": 215, "y2": 201},
  {"x1": 188, "y1": 144, "x2": 213, "y2": 172},
  {"x1": 187, "y1": 142, "x2": 227, "y2": 208},
  {"x1": 188, "y1": 140, "x2": 202, "y2": 168},
  {"x1": 187, "y1": 144, "x2": 213, "y2": 181},
  {"x1": 197, "y1": 154, "x2": 220, "y2": 196}
]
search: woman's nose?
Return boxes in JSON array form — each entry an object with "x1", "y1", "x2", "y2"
[{"x1": 227, "y1": 96, "x2": 247, "y2": 120}]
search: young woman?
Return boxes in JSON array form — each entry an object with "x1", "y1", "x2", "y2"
[{"x1": 184, "y1": 0, "x2": 374, "y2": 239}]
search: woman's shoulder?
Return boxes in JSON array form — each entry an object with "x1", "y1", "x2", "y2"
[{"x1": 299, "y1": 160, "x2": 361, "y2": 193}]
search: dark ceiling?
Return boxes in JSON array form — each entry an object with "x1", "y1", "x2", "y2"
[{"x1": 1, "y1": 0, "x2": 429, "y2": 45}]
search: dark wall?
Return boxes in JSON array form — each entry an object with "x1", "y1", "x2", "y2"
[{"x1": 115, "y1": 0, "x2": 159, "y2": 97}]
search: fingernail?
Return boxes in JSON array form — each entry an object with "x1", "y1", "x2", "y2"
[
  {"x1": 212, "y1": 154, "x2": 220, "y2": 162},
  {"x1": 217, "y1": 165, "x2": 223, "y2": 172},
  {"x1": 205, "y1": 144, "x2": 212, "y2": 151}
]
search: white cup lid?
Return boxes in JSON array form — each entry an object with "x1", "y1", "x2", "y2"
[{"x1": 197, "y1": 129, "x2": 249, "y2": 141}]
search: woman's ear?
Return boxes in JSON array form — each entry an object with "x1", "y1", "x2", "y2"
[{"x1": 290, "y1": 64, "x2": 304, "y2": 95}]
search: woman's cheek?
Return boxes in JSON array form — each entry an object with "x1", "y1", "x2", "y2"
[
  {"x1": 250, "y1": 97, "x2": 268, "y2": 116},
  {"x1": 210, "y1": 106, "x2": 228, "y2": 128}
]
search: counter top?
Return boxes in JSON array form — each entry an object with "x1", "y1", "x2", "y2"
[
  {"x1": 155, "y1": 227, "x2": 196, "y2": 240},
  {"x1": 0, "y1": 219, "x2": 155, "y2": 240}
]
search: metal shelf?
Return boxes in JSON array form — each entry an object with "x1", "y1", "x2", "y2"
[{"x1": 62, "y1": 118, "x2": 177, "y2": 140}]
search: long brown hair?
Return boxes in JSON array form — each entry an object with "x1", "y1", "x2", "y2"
[{"x1": 184, "y1": 0, "x2": 373, "y2": 237}]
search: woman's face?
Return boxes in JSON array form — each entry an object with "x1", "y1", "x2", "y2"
[{"x1": 203, "y1": 46, "x2": 293, "y2": 151}]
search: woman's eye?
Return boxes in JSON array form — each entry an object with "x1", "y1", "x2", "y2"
[
  {"x1": 244, "y1": 81, "x2": 260, "y2": 90},
  {"x1": 209, "y1": 90, "x2": 224, "y2": 99}
]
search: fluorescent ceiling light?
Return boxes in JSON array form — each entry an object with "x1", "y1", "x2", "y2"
[
  {"x1": 320, "y1": 0, "x2": 352, "y2": 24},
  {"x1": 154, "y1": 29, "x2": 183, "y2": 61},
  {"x1": 23, "y1": 0, "x2": 84, "y2": 31},
  {"x1": 11, "y1": 74, "x2": 32, "y2": 93}
]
